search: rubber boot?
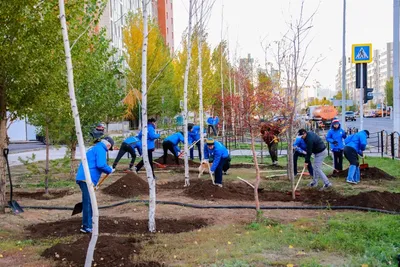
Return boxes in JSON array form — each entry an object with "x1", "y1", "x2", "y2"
[
  {"x1": 346, "y1": 165, "x2": 357, "y2": 184},
  {"x1": 355, "y1": 166, "x2": 360, "y2": 183}
]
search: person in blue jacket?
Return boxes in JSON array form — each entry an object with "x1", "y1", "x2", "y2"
[
  {"x1": 293, "y1": 136, "x2": 313, "y2": 177},
  {"x1": 76, "y1": 136, "x2": 114, "y2": 233},
  {"x1": 112, "y1": 135, "x2": 142, "y2": 171},
  {"x1": 162, "y1": 131, "x2": 184, "y2": 165},
  {"x1": 207, "y1": 116, "x2": 217, "y2": 136},
  {"x1": 204, "y1": 138, "x2": 230, "y2": 187},
  {"x1": 135, "y1": 118, "x2": 160, "y2": 175},
  {"x1": 326, "y1": 119, "x2": 347, "y2": 171},
  {"x1": 343, "y1": 130, "x2": 369, "y2": 184},
  {"x1": 188, "y1": 124, "x2": 202, "y2": 160}
]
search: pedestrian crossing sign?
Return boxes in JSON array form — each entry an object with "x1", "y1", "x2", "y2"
[{"x1": 352, "y1": 43, "x2": 372, "y2": 63}]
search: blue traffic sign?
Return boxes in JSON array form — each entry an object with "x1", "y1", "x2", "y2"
[{"x1": 352, "y1": 43, "x2": 372, "y2": 63}]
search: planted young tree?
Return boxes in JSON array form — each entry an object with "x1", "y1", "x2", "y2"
[
  {"x1": 139, "y1": 0, "x2": 158, "y2": 232},
  {"x1": 58, "y1": 0, "x2": 104, "y2": 265},
  {"x1": 272, "y1": 1, "x2": 322, "y2": 199},
  {"x1": 182, "y1": 0, "x2": 194, "y2": 186},
  {"x1": 230, "y1": 67, "x2": 282, "y2": 216}
]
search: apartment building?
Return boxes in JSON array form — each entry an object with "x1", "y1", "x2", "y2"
[
  {"x1": 335, "y1": 42, "x2": 398, "y2": 105},
  {"x1": 98, "y1": 0, "x2": 174, "y2": 58}
]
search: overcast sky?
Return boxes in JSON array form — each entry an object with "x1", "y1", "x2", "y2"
[{"x1": 173, "y1": 0, "x2": 393, "y2": 93}]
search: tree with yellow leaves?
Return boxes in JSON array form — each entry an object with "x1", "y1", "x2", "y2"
[{"x1": 123, "y1": 12, "x2": 177, "y2": 120}]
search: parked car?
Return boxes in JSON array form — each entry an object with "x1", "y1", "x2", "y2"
[{"x1": 345, "y1": 111, "x2": 356, "y2": 121}]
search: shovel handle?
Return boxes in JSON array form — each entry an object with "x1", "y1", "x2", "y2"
[
  {"x1": 95, "y1": 174, "x2": 110, "y2": 190},
  {"x1": 294, "y1": 165, "x2": 306, "y2": 192}
]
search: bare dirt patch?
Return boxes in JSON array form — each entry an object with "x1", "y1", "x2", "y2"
[
  {"x1": 42, "y1": 235, "x2": 162, "y2": 267},
  {"x1": 230, "y1": 163, "x2": 286, "y2": 170},
  {"x1": 181, "y1": 179, "x2": 400, "y2": 211},
  {"x1": 26, "y1": 217, "x2": 209, "y2": 239},
  {"x1": 154, "y1": 154, "x2": 199, "y2": 167},
  {"x1": 102, "y1": 172, "x2": 149, "y2": 198},
  {"x1": 329, "y1": 166, "x2": 396, "y2": 180},
  {"x1": 7, "y1": 189, "x2": 73, "y2": 200}
]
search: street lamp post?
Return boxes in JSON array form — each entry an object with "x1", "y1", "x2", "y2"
[{"x1": 341, "y1": 0, "x2": 347, "y2": 128}]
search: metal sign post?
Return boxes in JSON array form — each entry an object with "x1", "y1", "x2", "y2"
[{"x1": 352, "y1": 43, "x2": 372, "y2": 131}]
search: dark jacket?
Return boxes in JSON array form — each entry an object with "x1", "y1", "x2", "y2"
[{"x1": 304, "y1": 131, "x2": 326, "y2": 163}]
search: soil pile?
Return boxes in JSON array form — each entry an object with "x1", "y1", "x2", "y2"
[
  {"x1": 42, "y1": 235, "x2": 162, "y2": 267},
  {"x1": 6, "y1": 189, "x2": 72, "y2": 200},
  {"x1": 330, "y1": 167, "x2": 396, "y2": 180},
  {"x1": 27, "y1": 217, "x2": 209, "y2": 239},
  {"x1": 102, "y1": 172, "x2": 149, "y2": 198},
  {"x1": 337, "y1": 191, "x2": 400, "y2": 211},
  {"x1": 154, "y1": 154, "x2": 199, "y2": 167},
  {"x1": 157, "y1": 179, "x2": 203, "y2": 190}
]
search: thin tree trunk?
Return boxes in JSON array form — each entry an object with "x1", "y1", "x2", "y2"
[
  {"x1": 44, "y1": 124, "x2": 50, "y2": 195},
  {"x1": 70, "y1": 140, "x2": 77, "y2": 179},
  {"x1": 183, "y1": 0, "x2": 193, "y2": 186},
  {"x1": 140, "y1": 0, "x2": 156, "y2": 233},
  {"x1": 250, "y1": 126, "x2": 261, "y2": 214},
  {"x1": 0, "y1": 84, "x2": 7, "y2": 213},
  {"x1": 220, "y1": 6, "x2": 225, "y2": 138},
  {"x1": 228, "y1": 48, "x2": 235, "y2": 136},
  {"x1": 59, "y1": 1, "x2": 99, "y2": 266},
  {"x1": 197, "y1": 0, "x2": 205, "y2": 165}
]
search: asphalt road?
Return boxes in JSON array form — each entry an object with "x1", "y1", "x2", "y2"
[
  {"x1": 340, "y1": 116, "x2": 393, "y2": 134},
  {"x1": 8, "y1": 142, "x2": 46, "y2": 153}
]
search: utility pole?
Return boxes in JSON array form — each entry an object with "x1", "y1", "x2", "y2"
[
  {"x1": 341, "y1": 0, "x2": 347, "y2": 128},
  {"x1": 394, "y1": 0, "x2": 400, "y2": 133}
]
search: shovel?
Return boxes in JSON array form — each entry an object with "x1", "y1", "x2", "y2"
[
  {"x1": 287, "y1": 165, "x2": 306, "y2": 196},
  {"x1": 153, "y1": 161, "x2": 167, "y2": 169},
  {"x1": 207, "y1": 161, "x2": 215, "y2": 184},
  {"x1": 178, "y1": 139, "x2": 200, "y2": 158},
  {"x1": 3, "y1": 148, "x2": 24, "y2": 214},
  {"x1": 72, "y1": 174, "x2": 109, "y2": 216},
  {"x1": 360, "y1": 156, "x2": 369, "y2": 170},
  {"x1": 237, "y1": 176, "x2": 264, "y2": 192}
]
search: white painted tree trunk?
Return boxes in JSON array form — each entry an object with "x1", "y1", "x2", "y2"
[
  {"x1": 141, "y1": 0, "x2": 156, "y2": 232},
  {"x1": 198, "y1": 0, "x2": 205, "y2": 161},
  {"x1": 58, "y1": 2, "x2": 99, "y2": 266},
  {"x1": 183, "y1": 0, "x2": 193, "y2": 186},
  {"x1": 228, "y1": 44, "x2": 235, "y2": 137},
  {"x1": 220, "y1": 5, "x2": 225, "y2": 138}
]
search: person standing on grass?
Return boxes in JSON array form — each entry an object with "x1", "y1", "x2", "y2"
[
  {"x1": 162, "y1": 131, "x2": 184, "y2": 165},
  {"x1": 76, "y1": 136, "x2": 114, "y2": 233},
  {"x1": 204, "y1": 138, "x2": 230, "y2": 187},
  {"x1": 134, "y1": 118, "x2": 160, "y2": 175},
  {"x1": 298, "y1": 129, "x2": 333, "y2": 190},
  {"x1": 207, "y1": 116, "x2": 217, "y2": 136},
  {"x1": 343, "y1": 130, "x2": 369, "y2": 184},
  {"x1": 293, "y1": 136, "x2": 313, "y2": 177},
  {"x1": 326, "y1": 119, "x2": 346, "y2": 171},
  {"x1": 188, "y1": 124, "x2": 202, "y2": 160},
  {"x1": 112, "y1": 135, "x2": 142, "y2": 171}
]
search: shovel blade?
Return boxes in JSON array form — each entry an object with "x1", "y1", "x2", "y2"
[
  {"x1": 360, "y1": 164, "x2": 369, "y2": 170},
  {"x1": 71, "y1": 202, "x2": 83, "y2": 216},
  {"x1": 9, "y1": 200, "x2": 24, "y2": 214}
]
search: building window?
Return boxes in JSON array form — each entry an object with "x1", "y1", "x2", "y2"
[
  {"x1": 166, "y1": 12, "x2": 168, "y2": 19},
  {"x1": 167, "y1": 27, "x2": 169, "y2": 35}
]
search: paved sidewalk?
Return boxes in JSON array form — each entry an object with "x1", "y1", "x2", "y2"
[{"x1": 7, "y1": 146, "x2": 387, "y2": 167}]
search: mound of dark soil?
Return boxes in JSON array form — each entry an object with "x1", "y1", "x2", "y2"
[
  {"x1": 157, "y1": 179, "x2": 203, "y2": 189},
  {"x1": 6, "y1": 189, "x2": 72, "y2": 200},
  {"x1": 182, "y1": 180, "x2": 400, "y2": 211},
  {"x1": 230, "y1": 163, "x2": 286, "y2": 170},
  {"x1": 27, "y1": 217, "x2": 209, "y2": 239},
  {"x1": 154, "y1": 154, "x2": 199, "y2": 167},
  {"x1": 330, "y1": 167, "x2": 396, "y2": 180},
  {"x1": 102, "y1": 172, "x2": 149, "y2": 198},
  {"x1": 42, "y1": 235, "x2": 162, "y2": 267}
]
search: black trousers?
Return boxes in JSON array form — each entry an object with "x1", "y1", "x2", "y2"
[
  {"x1": 207, "y1": 125, "x2": 217, "y2": 136},
  {"x1": 163, "y1": 141, "x2": 179, "y2": 164},
  {"x1": 293, "y1": 151, "x2": 313, "y2": 176},
  {"x1": 223, "y1": 156, "x2": 231, "y2": 172},
  {"x1": 136, "y1": 149, "x2": 154, "y2": 173},
  {"x1": 268, "y1": 142, "x2": 278, "y2": 162},
  {"x1": 333, "y1": 150, "x2": 344, "y2": 170},
  {"x1": 113, "y1": 142, "x2": 136, "y2": 169},
  {"x1": 344, "y1": 146, "x2": 359, "y2": 166}
]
